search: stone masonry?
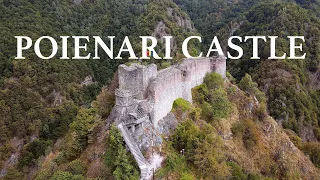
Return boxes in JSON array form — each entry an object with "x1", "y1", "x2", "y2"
[{"x1": 108, "y1": 55, "x2": 226, "y2": 180}]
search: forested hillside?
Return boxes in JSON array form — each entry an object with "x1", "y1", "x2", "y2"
[
  {"x1": 0, "y1": 0, "x2": 201, "y2": 179},
  {"x1": 174, "y1": 0, "x2": 320, "y2": 176},
  {"x1": 231, "y1": 2, "x2": 320, "y2": 139},
  {"x1": 0, "y1": 0, "x2": 319, "y2": 179}
]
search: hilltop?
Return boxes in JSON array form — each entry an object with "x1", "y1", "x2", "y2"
[{"x1": 0, "y1": 0, "x2": 319, "y2": 179}]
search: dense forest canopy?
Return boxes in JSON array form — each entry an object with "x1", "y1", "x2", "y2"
[
  {"x1": 0, "y1": 0, "x2": 320, "y2": 179},
  {"x1": 175, "y1": 0, "x2": 320, "y2": 136}
]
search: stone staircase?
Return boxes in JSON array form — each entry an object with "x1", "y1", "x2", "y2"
[{"x1": 117, "y1": 123, "x2": 151, "y2": 180}]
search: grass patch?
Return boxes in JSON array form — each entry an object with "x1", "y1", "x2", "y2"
[{"x1": 173, "y1": 98, "x2": 192, "y2": 112}]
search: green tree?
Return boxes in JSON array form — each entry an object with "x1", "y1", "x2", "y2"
[
  {"x1": 92, "y1": 89, "x2": 115, "y2": 118},
  {"x1": 204, "y1": 72, "x2": 224, "y2": 90},
  {"x1": 238, "y1": 74, "x2": 258, "y2": 95},
  {"x1": 50, "y1": 171, "x2": 84, "y2": 180},
  {"x1": 113, "y1": 147, "x2": 139, "y2": 180},
  {"x1": 104, "y1": 125, "x2": 139, "y2": 179},
  {"x1": 66, "y1": 108, "x2": 101, "y2": 159},
  {"x1": 227, "y1": 162, "x2": 247, "y2": 180},
  {"x1": 65, "y1": 159, "x2": 87, "y2": 175},
  {"x1": 209, "y1": 88, "x2": 232, "y2": 120}
]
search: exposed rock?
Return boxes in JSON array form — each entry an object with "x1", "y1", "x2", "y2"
[
  {"x1": 308, "y1": 69, "x2": 320, "y2": 90},
  {"x1": 152, "y1": 21, "x2": 177, "y2": 56},
  {"x1": 0, "y1": 137, "x2": 25, "y2": 178},
  {"x1": 30, "y1": 134, "x2": 38, "y2": 142},
  {"x1": 132, "y1": 120, "x2": 162, "y2": 152},
  {"x1": 48, "y1": 89, "x2": 66, "y2": 106},
  {"x1": 157, "y1": 112, "x2": 178, "y2": 135},
  {"x1": 146, "y1": 153, "x2": 164, "y2": 177},
  {"x1": 73, "y1": 0, "x2": 82, "y2": 5},
  {"x1": 299, "y1": 125, "x2": 318, "y2": 142},
  {"x1": 81, "y1": 75, "x2": 95, "y2": 86},
  {"x1": 167, "y1": 7, "x2": 195, "y2": 32}
]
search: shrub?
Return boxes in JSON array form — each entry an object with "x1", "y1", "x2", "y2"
[
  {"x1": 173, "y1": 98, "x2": 192, "y2": 112},
  {"x1": 171, "y1": 119, "x2": 200, "y2": 163},
  {"x1": 243, "y1": 119, "x2": 259, "y2": 150},
  {"x1": 238, "y1": 73, "x2": 266, "y2": 103},
  {"x1": 92, "y1": 89, "x2": 115, "y2": 118},
  {"x1": 34, "y1": 161, "x2": 57, "y2": 180},
  {"x1": 227, "y1": 162, "x2": 247, "y2": 180},
  {"x1": 104, "y1": 126, "x2": 125, "y2": 171},
  {"x1": 194, "y1": 140, "x2": 230, "y2": 179},
  {"x1": 209, "y1": 88, "x2": 232, "y2": 120},
  {"x1": 192, "y1": 84, "x2": 209, "y2": 104},
  {"x1": 171, "y1": 119, "x2": 230, "y2": 178},
  {"x1": 65, "y1": 108, "x2": 101, "y2": 159},
  {"x1": 113, "y1": 147, "x2": 139, "y2": 180},
  {"x1": 18, "y1": 140, "x2": 53, "y2": 169},
  {"x1": 231, "y1": 122, "x2": 245, "y2": 138},
  {"x1": 227, "y1": 86, "x2": 237, "y2": 95},
  {"x1": 313, "y1": 128, "x2": 320, "y2": 141},
  {"x1": 54, "y1": 152, "x2": 68, "y2": 165},
  {"x1": 196, "y1": 87, "x2": 232, "y2": 122},
  {"x1": 194, "y1": 73, "x2": 232, "y2": 122},
  {"x1": 232, "y1": 119, "x2": 260, "y2": 150},
  {"x1": 3, "y1": 167, "x2": 23, "y2": 180},
  {"x1": 180, "y1": 172, "x2": 196, "y2": 180},
  {"x1": 238, "y1": 74, "x2": 257, "y2": 94},
  {"x1": 165, "y1": 152, "x2": 188, "y2": 173},
  {"x1": 161, "y1": 61, "x2": 171, "y2": 69},
  {"x1": 66, "y1": 159, "x2": 86, "y2": 175},
  {"x1": 204, "y1": 72, "x2": 224, "y2": 90},
  {"x1": 201, "y1": 101, "x2": 214, "y2": 121},
  {"x1": 301, "y1": 142, "x2": 320, "y2": 168},
  {"x1": 247, "y1": 173, "x2": 263, "y2": 180},
  {"x1": 189, "y1": 107, "x2": 202, "y2": 122},
  {"x1": 50, "y1": 171, "x2": 84, "y2": 180},
  {"x1": 253, "y1": 102, "x2": 267, "y2": 121},
  {"x1": 226, "y1": 72, "x2": 237, "y2": 84},
  {"x1": 0, "y1": 143, "x2": 13, "y2": 161}
]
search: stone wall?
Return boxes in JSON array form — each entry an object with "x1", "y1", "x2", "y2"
[
  {"x1": 148, "y1": 66, "x2": 185, "y2": 127},
  {"x1": 148, "y1": 56, "x2": 226, "y2": 126},
  {"x1": 113, "y1": 55, "x2": 226, "y2": 128}
]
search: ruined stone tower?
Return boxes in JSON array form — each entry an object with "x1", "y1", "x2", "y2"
[{"x1": 118, "y1": 63, "x2": 157, "y2": 100}]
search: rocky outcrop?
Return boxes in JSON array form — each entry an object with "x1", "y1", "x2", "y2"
[
  {"x1": 48, "y1": 89, "x2": 66, "y2": 107},
  {"x1": 152, "y1": 21, "x2": 177, "y2": 55},
  {"x1": 81, "y1": 75, "x2": 95, "y2": 86},
  {"x1": 167, "y1": 7, "x2": 195, "y2": 32}
]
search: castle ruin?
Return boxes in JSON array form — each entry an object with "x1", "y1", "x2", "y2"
[{"x1": 108, "y1": 55, "x2": 226, "y2": 179}]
